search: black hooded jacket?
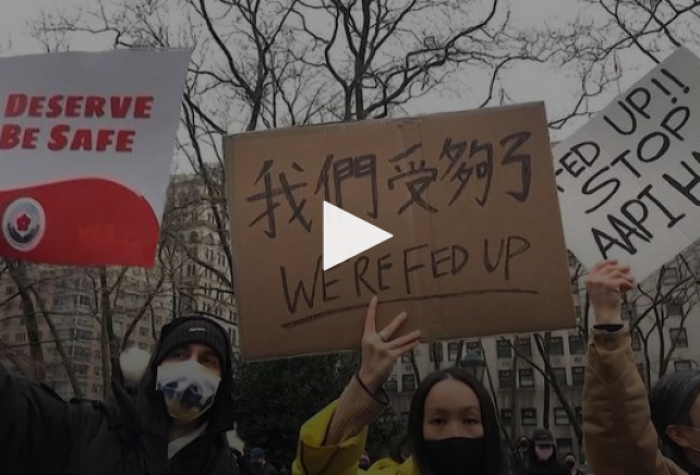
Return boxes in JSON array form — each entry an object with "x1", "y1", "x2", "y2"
[
  {"x1": 0, "y1": 315, "x2": 239, "y2": 475},
  {"x1": 523, "y1": 444, "x2": 569, "y2": 475}
]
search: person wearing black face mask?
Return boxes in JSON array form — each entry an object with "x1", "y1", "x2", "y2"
[
  {"x1": 292, "y1": 297, "x2": 507, "y2": 475},
  {"x1": 563, "y1": 453, "x2": 583, "y2": 475},
  {"x1": 510, "y1": 437, "x2": 531, "y2": 475}
]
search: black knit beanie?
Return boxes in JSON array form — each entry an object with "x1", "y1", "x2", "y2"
[{"x1": 153, "y1": 316, "x2": 230, "y2": 368}]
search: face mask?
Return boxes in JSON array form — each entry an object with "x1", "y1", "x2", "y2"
[
  {"x1": 156, "y1": 359, "x2": 221, "y2": 421},
  {"x1": 535, "y1": 446, "x2": 554, "y2": 461},
  {"x1": 422, "y1": 437, "x2": 484, "y2": 475},
  {"x1": 565, "y1": 460, "x2": 576, "y2": 468}
]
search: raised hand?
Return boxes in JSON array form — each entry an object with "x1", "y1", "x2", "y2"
[
  {"x1": 584, "y1": 259, "x2": 635, "y2": 325},
  {"x1": 357, "y1": 296, "x2": 421, "y2": 393}
]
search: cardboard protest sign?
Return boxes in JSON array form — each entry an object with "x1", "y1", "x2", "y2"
[
  {"x1": 225, "y1": 103, "x2": 576, "y2": 360},
  {"x1": 554, "y1": 47, "x2": 700, "y2": 281},
  {"x1": 0, "y1": 50, "x2": 191, "y2": 267}
]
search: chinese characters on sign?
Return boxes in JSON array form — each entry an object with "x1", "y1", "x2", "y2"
[
  {"x1": 226, "y1": 103, "x2": 575, "y2": 360},
  {"x1": 245, "y1": 134, "x2": 533, "y2": 238}
]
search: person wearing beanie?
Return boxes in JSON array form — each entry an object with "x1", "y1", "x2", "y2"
[
  {"x1": 0, "y1": 313, "x2": 240, "y2": 475},
  {"x1": 250, "y1": 447, "x2": 279, "y2": 475},
  {"x1": 523, "y1": 429, "x2": 568, "y2": 475}
]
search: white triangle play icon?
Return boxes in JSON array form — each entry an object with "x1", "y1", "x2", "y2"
[{"x1": 323, "y1": 201, "x2": 393, "y2": 271}]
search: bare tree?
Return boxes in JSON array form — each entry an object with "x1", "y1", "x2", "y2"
[{"x1": 536, "y1": 0, "x2": 700, "y2": 130}]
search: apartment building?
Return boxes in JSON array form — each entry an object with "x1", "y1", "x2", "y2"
[{"x1": 0, "y1": 173, "x2": 238, "y2": 400}]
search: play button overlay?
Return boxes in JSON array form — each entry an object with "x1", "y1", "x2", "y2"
[{"x1": 323, "y1": 201, "x2": 393, "y2": 271}]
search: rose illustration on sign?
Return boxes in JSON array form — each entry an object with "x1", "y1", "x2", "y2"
[{"x1": 2, "y1": 197, "x2": 46, "y2": 251}]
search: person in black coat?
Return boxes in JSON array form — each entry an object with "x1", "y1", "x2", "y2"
[
  {"x1": 510, "y1": 436, "x2": 531, "y2": 474},
  {"x1": 523, "y1": 429, "x2": 569, "y2": 475},
  {"x1": 0, "y1": 315, "x2": 239, "y2": 475}
]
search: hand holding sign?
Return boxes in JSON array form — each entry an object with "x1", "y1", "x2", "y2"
[
  {"x1": 358, "y1": 296, "x2": 421, "y2": 394},
  {"x1": 585, "y1": 260, "x2": 635, "y2": 325}
]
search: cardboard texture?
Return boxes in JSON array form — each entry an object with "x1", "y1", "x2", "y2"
[
  {"x1": 554, "y1": 47, "x2": 700, "y2": 281},
  {"x1": 225, "y1": 102, "x2": 576, "y2": 360}
]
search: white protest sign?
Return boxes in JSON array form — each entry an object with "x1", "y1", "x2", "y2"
[
  {"x1": 0, "y1": 49, "x2": 191, "y2": 267},
  {"x1": 554, "y1": 47, "x2": 700, "y2": 280}
]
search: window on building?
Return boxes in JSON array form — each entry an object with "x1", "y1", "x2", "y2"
[
  {"x1": 499, "y1": 370, "x2": 515, "y2": 389},
  {"x1": 669, "y1": 327, "x2": 689, "y2": 348},
  {"x1": 548, "y1": 337, "x2": 564, "y2": 356},
  {"x1": 521, "y1": 408, "x2": 537, "y2": 426},
  {"x1": 631, "y1": 331, "x2": 642, "y2": 351},
  {"x1": 552, "y1": 367, "x2": 568, "y2": 387},
  {"x1": 74, "y1": 364, "x2": 88, "y2": 376},
  {"x1": 667, "y1": 299, "x2": 684, "y2": 317},
  {"x1": 500, "y1": 409, "x2": 513, "y2": 427},
  {"x1": 675, "y1": 360, "x2": 692, "y2": 372},
  {"x1": 429, "y1": 343, "x2": 444, "y2": 363},
  {"x1": 516, "y1": 337, "x2": 532, "y2": 358},
  {"x1": 5, "y1": 285, "x2": 15, "y2": 295},
  {"x1": 554, "y1": 408, "x2": 569, "y2": 426},
  {"x1": 402, "y1": 375, "x2": 416, "y2": 393},
  {"x1": 401, "y1": 353, "x2": 412, "y2": 364},
  {"x1": 557, "y1": 438, "x2": 574, "y2": 458},
  {"x1": 466, "y1": 341, "x2": 483, "y2": 356},
  {"x1": 448, "y1": 342, "x2": 461, "y2": 361},
  {"x1": 571, "y1": 366, "x2": 585, "y2": 387},
  {"x1": 496, "y1": 339, "x2": 512, "y2": 359},
  {"x1": 94, "y1": 366, "x2": 102, "y2": 377},
  {"x1": 15, "y1": 332, "x2": 25, "y2": 343},
  {"x1": 139, "y1": 327, "x2": 148, "y2": 337},
  {"x1": 386, "y1": 375, "x2": 398, "y2": 393},
  {"x1": 663, "y1": 266, "x2": 680, "y2": 285},
  {"x1": 519, "y1": 369, "x2": 535, "y2": 388},
  {"x1": 93, "y1": 385, "x2": 102, "y2": 395},
  {"x1": 568, "y1": 335, "x2": 586, "y2": 355}
]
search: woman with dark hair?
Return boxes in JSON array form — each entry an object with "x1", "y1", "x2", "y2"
[
  {"x1": 649, "y1": 371, "x2": 700, "y2": 473},
  {"x1": 583, "y1": 259, "x2": 700, "y2": 474},
  {"x1": 292, "y1": 297, "x2": 506, "y2": 475}
]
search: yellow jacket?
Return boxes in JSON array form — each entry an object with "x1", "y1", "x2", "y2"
[
  {"x1": 583, "y1": 327, "x2": 687, "y2": 475},
  {"x1": 292, "y1": 399, "x2": 417, "y2": 475}
]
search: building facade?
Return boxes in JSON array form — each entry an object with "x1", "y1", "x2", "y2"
[{"x1": 0, "y1": 172, "x2": 238, "y2": 400}]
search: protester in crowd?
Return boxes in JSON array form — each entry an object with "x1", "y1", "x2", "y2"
[
  {"x1": 563, "y1": 452, "x2": 583, "y2": 475},
  {"x1": 251, "y1": 448, "x2": 280, "y2": 475},
  {"x1": 232, "y1": 448, "x2": 257, "y2": 475},
  {"x1": 292, "y1": 296, "x2": 507, "y2": 475},
  {"x1": 359, "y1": 451, "x2": 371, "y2": 470},
  {"x1": 510, "y1": 436, "x2": 531, "y2": 474},
  {"x1": 522, "y1": 428, "x2": 568, "y2": 475},
  {"x1": 0, "y1": 315, "x2": 239, "y2": 475},
  {"x1": 583, "y1": 259, "x2": 700, "y2": 474}
]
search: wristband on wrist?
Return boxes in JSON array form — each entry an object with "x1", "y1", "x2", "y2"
[{"x1": 355, "y1": 372, "x2": 389, "y2": 405}]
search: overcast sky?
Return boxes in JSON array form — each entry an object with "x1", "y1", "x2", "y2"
[{"x1": 0, "y1": 0, "x2": 695, "y2": 145}]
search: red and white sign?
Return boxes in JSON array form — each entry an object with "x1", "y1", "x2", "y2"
[{"x1": 0, "y1": 49, "x2": 191, "y2": 267}]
